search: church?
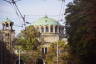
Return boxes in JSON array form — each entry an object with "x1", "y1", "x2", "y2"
[
  {"x1": 32, "y1": 16, "x2": 65, "y2": 43},
  {"x1": 32, "y1": 16, "x2": 68, "y2": 55},
  {"x1": 0, "y1": 17, "x2": 69, "y2": 64},
  {"x1": 0, "y1": 17, "x2": 67, "y2": 51}
]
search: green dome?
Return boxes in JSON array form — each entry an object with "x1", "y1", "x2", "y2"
[
  {"x1": 2, "y1": 18, "x2": 13, "y2": 24},
  {"x1": 32, "y1": 16, "x2": 60, "y2": 25},
  {"x1": 4, "y1": 18, "x2": 12, "y2": 22}
]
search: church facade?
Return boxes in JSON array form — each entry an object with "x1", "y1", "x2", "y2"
[
  {"x1": 32, "y1": 16, "x2": 69, "y2": 64},
  {"x1": 32, "y1": 16, "x2": 65, "y2": 43}
]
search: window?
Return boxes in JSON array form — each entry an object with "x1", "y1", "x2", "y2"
[
  {"x1": 6, "y1": 22, "x2": 9, "y2": 27},
  {"x1": 42, "y1": 47, "x2": 47, "y2": 54},
  {"x1": 46, "y1": 26, "x2": 49, "y2": 32},
  {"x1": 45, "y1": 47, "x2": 47, "y2": 54},
  {"x1": 42, "y1": 48, "x2": 44, "y2": 54},
  {"x1": 51, "y1": 25, "x2": 53, "y2": 32},
  {"x1": 41, "y1": 27, "x2": 44, "y2": 32},
  {"x1": 55, "y1": 26, "x2": 57, "y2": 33},
  {"x1": 5, "y1": 33, "x2": 9, "y2": 36}
]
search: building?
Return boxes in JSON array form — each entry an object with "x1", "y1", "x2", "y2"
[
  {"x1": 32, "y1": 16, "x2": 67, "y2": 52},
  {"x1": 32, "y1": 16, "x2": 65, "y2": 43},
  {"x1": 0, "y1": 30, "x2": 3, "y2": 41},
  {"x1": 0, "y1": 19, "x2": 17, "y2": 64},
  {"x1": 1, "y1": 18, "x2": 15, "y2": 50},
  {"x1": 32, "y1": 16, "x2": 69, "y2": 64}
]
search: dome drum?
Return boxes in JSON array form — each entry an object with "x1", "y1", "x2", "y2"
[
  {"x1": 34, "y1": 25, "x2": 64, "y2": 34},
  {"x1": 32, "y1": 16, "x2": 65, "y2": 42}
]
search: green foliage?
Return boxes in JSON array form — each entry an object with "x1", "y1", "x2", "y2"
[
  {"x1": 65, "y1": 0, "x2": 96, "y2": 64},
  {"x1": 16, "y1": 25, "x2": 40, "y2": 50},
  {"x1": 15, "y1": 25, "x2": 41, "y2": 64},
  {"x1": 21, "y1": 50, "x2": 40, "y2": 64},
  {"x1": 0, "y1": 41, "x2": 17, "y2": 64},
  {"x1": 45, "y1": 41, "x2": 70, "y2": 64}
]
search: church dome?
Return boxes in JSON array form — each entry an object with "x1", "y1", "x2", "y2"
[
  {"x1": 2, "y1": 18, "x2": 14, "y2": 26},
  {"x1": 3, "y1": 18, "x2": 12, "y2": 22},
  {"x1": 32, "y1": 16, "x2": 60, "y2": 26}
]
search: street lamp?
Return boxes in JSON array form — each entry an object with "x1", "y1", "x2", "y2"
[
  {"x1": 15, "y1": 45, "x2": 22, "y2": 64},
  {"x1": 18, "y1": 47, "x2": 21, "y2": 64}
]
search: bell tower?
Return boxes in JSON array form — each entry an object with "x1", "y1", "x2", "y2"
[{"x1": 2, "y1": 18, "x2": 15, "y2": 50}]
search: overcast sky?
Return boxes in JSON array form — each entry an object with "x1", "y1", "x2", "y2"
[{"x1": 0, "y1": 0, "x2": 73, "y2": 35}]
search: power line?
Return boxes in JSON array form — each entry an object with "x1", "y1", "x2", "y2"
[
  {"x1": 57, "y1": 0, "x2": 65, "y2": 64},
  {"x1": 58, "y1": 0, "x2": 65, "y2": 22},
  {"x1": 3, "y1": 0, "x2": 26, "y2": 27}
]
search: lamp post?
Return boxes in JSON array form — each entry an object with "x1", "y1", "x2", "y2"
[
  {"x1": 18, "y1": 47, "x2": 21, "y2": 64},
  {"x1": 16, "y1": 45, "x2": 22, "y2": 64}
]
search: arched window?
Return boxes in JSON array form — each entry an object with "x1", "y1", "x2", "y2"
[
  {"x1": 42, "y1": 48, "x2": 44, "y2": 54},
  {"x1": 55, "y1": 26, "x2": 57, "y2": 33},
  {"x1": 51, "y1": 25, "x2": 53, "y2": 32},
  {"x1": 41, "y1": 27, "x2": 44, "y2": 32},
  {"x1": 46, "y1": 26, "x2": 49, "y2": 32}
]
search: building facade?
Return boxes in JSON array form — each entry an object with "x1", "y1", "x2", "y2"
[
  {"x1": 32, "y1": 16, "x2": 70, "y2": 64},
  {"x1": 32, "y1": 16, "x2": 65, "y2": 43},
  {"x1": 1, "y1": 18, "x2": 15, "y2": 50}
]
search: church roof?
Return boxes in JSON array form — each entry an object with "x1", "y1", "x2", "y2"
[{"x1": 32, "y1": 16, "x2": 60, "y2": 26}]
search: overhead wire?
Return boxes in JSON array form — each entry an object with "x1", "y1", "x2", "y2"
[
  {"x1": 58, "y1": 0, "x2": 65, "y2": 22},
  {"x1": 57, "y1": 1, "x2": 65, "y2": 64},
  {"x1": 3, "y1": 0, "x2": 26, "y2": 28},
  {"x1": 3, "y1": 0, "x2": 66, "y2": 29},
  {"x1": 58, "y1": 1, "x2": 64, "y2": 21}
]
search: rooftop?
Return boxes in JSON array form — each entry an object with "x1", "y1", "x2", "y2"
[{"x1": 32, "y1": 16, "x2": 60, "y2": 26}]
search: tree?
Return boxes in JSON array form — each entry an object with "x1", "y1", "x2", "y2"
[
  {"x1": 16, "y1": 25, "x2": 40, "y2": 50},
  {"x1": 0, "y1": 41, "x2": 17, "y2": 64},
  {"x1": 15, "y1": 25, "x2": 41, "y2": 64},
  {"x1": 65, "y1": 0, "x2": 96, "y2": 64},
  {"x1": 45, "y1": 41, "x2": 71, "y2": 64}
]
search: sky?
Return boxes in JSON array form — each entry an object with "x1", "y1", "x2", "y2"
[{"x1": 0, "y1": 0, "x2": 73, "y2": 35}]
